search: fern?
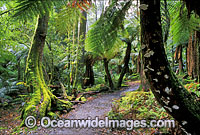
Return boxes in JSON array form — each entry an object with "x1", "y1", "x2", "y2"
[
  {"x1": 55, "y1": 6, "x2": 83, "y2": 35},
  {"x1": 161, "y1": 0, "x2": 170, "y2": 43},
  {"x1": 85, "y1": 0, "x2": 133, "y2": 60},
  {"x1": 13, "y1": 0, "x2": 69, "y2": 19},
  {"x1": 169, "y1": 1, "x2": 200, "y2": 45}
]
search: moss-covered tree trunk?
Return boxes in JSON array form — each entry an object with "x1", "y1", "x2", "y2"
[
  {"x1": 103, "y1": 58, "x2": 114, "y2": 89},
  {"x1": 21, "y1": 14, "x2": 72, "y2": 125},
  {"x1": 117, "y1": 41, "x2": 131, "y2": 88},
  {"x1": 140, "y1": 0, "x2": 200, "y2": 134}
]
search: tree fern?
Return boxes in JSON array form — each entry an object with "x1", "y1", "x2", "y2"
[
  {"x1": 85, "y1": 0, "x2": 133, "y2": 60},
  {"x1": 161, "y1": 0, "x2": 170, "y2": 43},
  {"x1": 169, "y1": 1, "x2": 200, "y2": 45},
  {"x1": 55, "y1": 6, "x2": 83, "y2": 35},
  {"x1": 13, "y1": 0, "x2": 68, "y2": 19}
]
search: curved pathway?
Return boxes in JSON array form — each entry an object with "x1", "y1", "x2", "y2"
[{"x1": 31, "y1": 84, "x2": 139, "y2": 135}]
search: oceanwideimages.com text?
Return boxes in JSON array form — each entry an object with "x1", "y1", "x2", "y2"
[{"x1": 25, "y1": 116, "x2": 175, "y2": 130}]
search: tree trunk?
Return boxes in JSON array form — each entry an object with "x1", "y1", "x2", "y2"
[
  {"x1": 171, "y1": 44, "x2": 175, "y2": 71},
  {"x1": 187, "y1": 33, "x2": 195, "y2": 78},
  {"x1": 21, "y1": 14, "x2": 72, "y2": 125},
  {"x1": 178, "y1": 45, "x2": 183, "y2": 74},
  {"x1": 17, "y1": 60, "x2": 21, "y2": 80},
  {"x1": 103, "y1": 58, "x2": 114, "y2": 89},
  {"x1": 80, "y1": 10, "x2": 87, "y2": 87},
  {"x1": 197, "y1": 31, "x2": 200, "y2": 82},
  {"x1": 117, "y1": 41, "x2": 131, "y2": 88},
  {"x1": 140, "y1": 0, "x2": 200, "y2": 134},
  {"x1": 137, "y1": 52, "x2": 149, "y2": 90},
  {"x1": 187, "y1": 31, "x2": 199, "y2": 81},
  {"x1": 117, "y1": 65, "x2": 122, "y2": 74},
  {"x1": 83, "y1": 54, "x2": 94, "y2": 87},
  {"x1": 60, "y1": 82, "x2": 67, "y2": 99},
  {"x1": 174, "y1": 45, "x2": 183, "y2": 74}
]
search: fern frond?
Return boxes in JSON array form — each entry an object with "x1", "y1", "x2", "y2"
[
  {"x1": 85, "y1": 0, "x2": 133, "y2": 60},
  {"x1": 169, "y1": 1, "x2": 200, "y2": 45},
  {"x1": 55, "y1": 6, "x2": 83, "y2": 35},
  {"x1": 13, "y1": 0, "x2": 68, "y2": 19}
]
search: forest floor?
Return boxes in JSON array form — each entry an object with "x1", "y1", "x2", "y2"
[
  {"x1": 0, "y1": 81, "x2": 140, "y2": 135},
  {"x1": 0, "y1": 82, "x2": 139, "y2": 135},
  {"x1": 31, "y1": 81, "x2": 140, "y2": 135}
]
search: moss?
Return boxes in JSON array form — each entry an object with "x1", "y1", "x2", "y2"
[
  {"x1": 47, "y1": 112, "x2": 58, "y2": 119},
  {"x1": 75, "y1": 96, "x2": 81, "y2": 101},
  {"x1": 56, "y1": 99, "x2": 72, "y2": 111},
  {"x1": 169, "y1": 69, "x2": 200, "y2": 120},
  {"x1": 67, "y1": 95, "x2": 73, "y2": 101},
  {"x1": 20, "y1": 14, "x2": 73, "y2": 128},
  {"x1": 20, "y1": 82, "x2": 73, "y2": 127},
  {"x1": 81, "y1": 97, "x2": 87, "y2": 102},
  {"x1": 75, "y1": 95, "x2": 87, "y2": 102},
  {"x1": 39, "y1": 87, "x2": 51, "y2": 117},
  {"x1": 85, "y1": 84, "x2": 108, "y2": 92}
]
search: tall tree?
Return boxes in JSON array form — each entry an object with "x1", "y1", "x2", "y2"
[
  {"x1": 187, "y1": 31, "x2": 200, "y2": 80},
  {"x1": 174, "y1": 45, "x2": 184, "y2": 74},
  {"x1": 85, "y1": 0, "x2": 133, "y2": 89},
  {"x1": 117, "y1": 40, "x2": 131, "y2": 88},
  {"x1": 83, "y1": 54, "x2": 94, "y2": 87},
  {"x1": 169, "y1": 1, "x2": 200, "y2": 79},
  {"x1": 21, "y1": 13, "x2": 72, "y2": 125},
  {"x1": 117, "y1": 25, "x2": 138, "y2": 88},
  {"x1": 140, "y1": 0, "x2": 200, "y2": 134}
]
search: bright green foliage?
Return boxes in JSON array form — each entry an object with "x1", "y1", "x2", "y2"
[
  {"x1": 85, "y1": 0, "x2": 132, "y2": 60},
  {"x1": 55, "y1": 6, "x2": 83, "y2": 35},
  {"x1": 184, "y1": 79, "x2": 200, "y2": 97},
  {"x1": 84, "y1": 84, "x2": 109, "y2": 92},
  {"x1": 1, "y1": 0, "x2": 200, "y2": 134},
  {"x1": 169, "y1": 2, "x2": 200, "y2": 45},
  {"x1": 75, "y1": 95, "x2": 87, "y2": 102},
  {"x1": 108, "y1": 91, "x2": 171, "y2": 121},
  {"x1": 107, "y1": 90, "x2": 173, "y2": 133},
  {"x1": 13, "y1": 0, "x2": 69, "y2": 19},
  {"x1": 0, "y1": 2, "x2": 36, "y2": 100},
  {"x1": 160, "y1": 0, "x2": 170, "y2": 43}
]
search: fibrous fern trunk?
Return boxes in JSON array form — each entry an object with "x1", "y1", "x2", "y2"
[
  {"x1": 83, "y1": 54, "x2": 94, "y2": 87},
  {"x1": 187, "y1": 31, "x2": 200, "y2": 81},
  {"x1": 137, "y1": 52, "x2": 149, "y2": 90},
  {"x1": 140, "y1": 0, "x2": 200, "y2": 134},
  {"x1": 21, "y1": 13, "x2": 72, "y2": 126},
  {"x1": 103, "y1": 58, "x2": 114, "y2": 89},
  {"x1": 117, "y1": 41, "x2": 131, "y2": 88},
  {"x1": 174, "y1": 45, "x2": 183, "y2": 74}
]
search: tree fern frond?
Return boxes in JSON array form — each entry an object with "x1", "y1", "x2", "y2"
[
  {"x1": 13, "y1": 0, "x2": 68, "y2": 19},
  {"x1": 169, "y1": 1, "x2": 200, "y2": 45},
  {"x1": 161, "y1": 0, "x2": 171, "y2": 43},
  {"x1": 55, "y1": 6, "x2": 83, "y2": 35},
  {"x1": 85, "y1": 0, "x2": 133, "y2": 60}
]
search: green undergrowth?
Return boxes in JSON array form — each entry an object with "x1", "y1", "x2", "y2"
[
  {"x1": 81, "y1": 84, "x2": 110, "y2": 92},
  {"x1": 177, "y1": 75, "x2": 200, "y2": 97},
  {"x1": 75, "y1": 84, "x2": 110, "y2": 102},
  {"x1": 75, "y1": 96, "x2": 87, "y2": 102},
  {"x1": 108, "y1": 89, "x2": 174, "y2": 133}
]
